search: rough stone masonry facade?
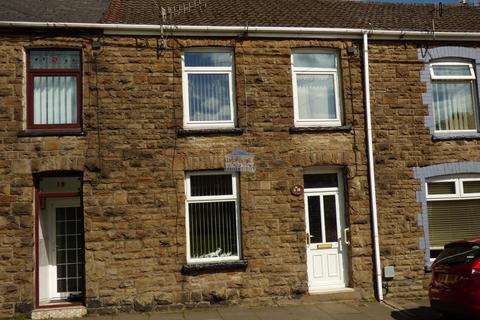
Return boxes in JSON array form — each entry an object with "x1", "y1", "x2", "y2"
[
  {"x1": 369, "y1": 41, "x2": 480, "y2": 296},
  {"x1": 0, "y1": 31, "x2": 373, "y2": 317},
  {"x1": 1, "y1": 28, "x2": 477, "y2": 317}
]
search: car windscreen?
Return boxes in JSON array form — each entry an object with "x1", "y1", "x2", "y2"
[{"x1": 434, "y1": 244, "x2": 480, "y2": 266}]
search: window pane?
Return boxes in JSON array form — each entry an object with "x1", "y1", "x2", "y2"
[
  {"x1": 190, "y1": 174, "x2": 233, "y2": 196},
  {"x1": 304, "y1": 173, "x2": 338, "y2": 189},
  {"x1": 464, "y1": 180, "x2": 480, "y2": 193},
  {"x1": 428, "y1": 199, "x2": 480, "y2": 247},
  {"x1": 57, "y1": 279, "x2": 66, "y2": 293},
  {"x1": 189, "y1": 201, "x2": 237, "y2": 259},
  {"x1": 185, "y1": 52, "x2": 232, "y2": 67},
  {"x1": 432, "y1": 65, "x2": 472, "y2": 77},
  {"x1": 324, "y1": 195, "x2": 338, "y2": 242},
  {"x1": 435, "y1": 244, "x2": 480, "y2": 266},
  {"x1": 30, "y1": 50, "x2": 80, "y2": 69},
  {"x1": 297, "y1": 74, "x2": 336, "y2": 120},
  {"x1": 427, "y1": 181, "x2": 456, "y2": 195},
  {"x1": 33, "y1": 76, "x2": 77, "y2": 125},
  {"x1": 307, "y1": 196, "x2": 323, "y2": 243},
  {"x1": 432, "y1": 82, "x2": 476, "y2": 131},
  {"x1": 188, "y1": 74, "x2": 231, "y2": 122},
  {"x1": 293, "y1": 53, "x2": 336, "y2": 68}
]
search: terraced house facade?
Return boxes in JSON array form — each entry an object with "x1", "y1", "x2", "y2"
[{"x1": 1, "y1": 0, "x2": 480, "y2": 318}]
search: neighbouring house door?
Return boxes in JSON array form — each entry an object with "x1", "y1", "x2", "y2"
[
  {"x1": 304, "y1": 172, "x2": 349, "y2": 292},
  {"x1": 37, "y1": 177, "x2": 85, "y2": 306},
  {"x1": 39, "y1": 197, "x2": 84, "y2": 304}
]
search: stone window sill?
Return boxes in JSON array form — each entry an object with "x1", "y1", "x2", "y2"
[
  {"x1": 181, "y1": 259, "x2": 248, "y2": 275},
  {"x1": 177, "y1": 128, "x2": 244, "y2": 137},
  {"x1": 32, "y1": 305, "x2": 86, "y2": 319},
  {"x1": 432, "y1": 132, "x2": 480, "y2": 141},
  {"x1": 289, "y1": 125, "x2": 352, "y2": 134},
  {"x1": 17, "y1": 130, "x2": 86, "y2": 137}
]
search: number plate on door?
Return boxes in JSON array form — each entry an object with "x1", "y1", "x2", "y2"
[{"x1": 317, "y1": 243, "x2": 333, "y2": 249}]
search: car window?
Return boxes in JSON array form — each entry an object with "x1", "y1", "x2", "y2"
[{"x1": 435, "y1": 244, "x2": 480, "y2": 266}]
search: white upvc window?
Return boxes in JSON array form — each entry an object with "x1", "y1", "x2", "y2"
[
  {"x1": 185, "y1": 171, "x2": 240, "y2": 263},
  {"x1": 426, "y1": 175, "x2": 480, "y2": 259},
  {"x1": 182, "y1": 49, "x2": 235, "y2": 129},
  {"x1": 429, "y1": 61, "x2": 478, "y2": 132},
  {"x1": 291, "y1": 50, "x2": 342, "y2": 127}
]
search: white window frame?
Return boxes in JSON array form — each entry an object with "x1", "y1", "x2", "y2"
[
  {"x1": 185, "y1": 171, "x2": 240, "y2": 263},
  {"x1": 429, "y1": 61, "x2": 476, "y2": 80},
  {"x1": 429, "y1": 60, "x2": 478, "y2": 133},
  {"x1": 182, "y1": 48, "x2": 235, "y2": 129},
  {"x1": 426, "y1": 175, "x2": 480, "y2": 200},
  {"x1": 291, "y1": 50, "x2": 342, "y2": 127},
  {"x1": 426, "y1": 175, "x2": 480, "y2": 257}
]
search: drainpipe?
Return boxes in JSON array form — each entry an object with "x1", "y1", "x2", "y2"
[{"x1": 362, "y1": 31, "x2": 383, "y2": 301}]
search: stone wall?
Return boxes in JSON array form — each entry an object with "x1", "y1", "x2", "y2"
[
  {"x1": 368, "y1": 41, "x2": 480, "y2": 297},
  {"x1": 4, "y1": 30, "x2": 460, "y2": 317}
]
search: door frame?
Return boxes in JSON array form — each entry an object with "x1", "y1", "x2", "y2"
[
  {"x1": 34, "y1": 172, "x2": 84, "y2": 309},
  {"x1": 303, "y1": 168, "x2": 350, "y2": 292}
]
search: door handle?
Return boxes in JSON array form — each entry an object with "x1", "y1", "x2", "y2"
[
  {"x1": 306, "y1": 233, "x2": 312, "y2": 245},
  {"x1": 344, "y1": 227, "x2": 351, "y2": 246}
]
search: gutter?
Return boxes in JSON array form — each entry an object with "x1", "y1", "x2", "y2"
[
  {"x1": 1, "y1": 21, "x2": 480, "y2": 40},
  {"x1": 362, "y1": 32, "x2": 383, "y2": 301}
]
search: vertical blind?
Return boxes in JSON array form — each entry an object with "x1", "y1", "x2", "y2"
[
  {"x1": 33, "y1": 76, "x2": 77, "y2": 125},
  {"x1": 433, "y1": 82, "x2": 476, "y2": 131},
  {"x1": 189, "y1": 201, "x2": 237, "y2": 259},
  {"x1": 188, "y1": 74, "x2": 231, "y2": 122},
  {"x1": 188, "y1": 174, "x2": 238, "y2": 260}
]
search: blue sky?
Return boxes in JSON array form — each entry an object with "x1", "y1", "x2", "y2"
[{"x1": 370, "y1": 0, "x2": 458, "y2": 3}]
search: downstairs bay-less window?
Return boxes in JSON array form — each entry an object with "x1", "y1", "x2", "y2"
[
  {"x1": 182, "y1": 49, "x2": 235, "y2": 128},
  {"x1": 27, "y1": 49, "x2": 82, "y2": 130},
  {"x1": 292, "y1": 50, "x2": 342, "y2": 127},
  {"x1": 185, "y1": 172, "x2": 240, "y2": 263},
  {"x1": 430, "y1": 61, "x2": 478, "y2": 132},
  {"x1": 426, "y1": 176, "x2": 480, "y2": 258}
]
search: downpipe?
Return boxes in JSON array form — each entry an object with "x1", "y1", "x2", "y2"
[{"x1": 363, "y1": 31, "x2": 383, "y2": 301}]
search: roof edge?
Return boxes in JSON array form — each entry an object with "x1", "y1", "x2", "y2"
[{"x1": 1, "y1": 21, "x2": 480, "y2": 41}]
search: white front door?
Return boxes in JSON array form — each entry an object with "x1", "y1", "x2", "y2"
[
  {"x1": 38, "y1": 197, "x2": 83, "y2": 304},
  {"x1": 304, "y1": 172, "x2": 349, "y2": 292}
]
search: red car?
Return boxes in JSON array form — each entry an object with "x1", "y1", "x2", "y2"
[{"x1": 429, "y1": 237, "x2": 480, "y2": 319}]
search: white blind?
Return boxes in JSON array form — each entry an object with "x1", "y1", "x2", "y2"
[
  {"x1": 33, "y1": 76, "x2": 77, "y2": 125},
  {"x1": 297, "y1": 74, "x2": 336, "y2": 120},
  {"x1": 428, "y1": 199, "x2": 480, "y2": 247}
]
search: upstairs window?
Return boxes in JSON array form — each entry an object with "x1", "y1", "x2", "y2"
[
  {"x1": 292, "y1": 50, "x2": 342, "y2": 127},
  {"x1": 430, "y1": 61, "x2": 478, "y2": 132},
  {"x1": 27, "y1": 49, "x2": 82, "y2": 130},
  {"x1": 426, "y1": 176, "x2": 480, "y2": 258},
  {"x1": 185, "y1": 172, "x2": 240, "y2": 263},
  {"x1": 182, "y1": 49, "x2": 235, "y2": 128}
]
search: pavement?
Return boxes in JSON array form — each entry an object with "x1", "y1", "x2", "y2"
[{"x1": 83, "y1": 299, "x2": 448, "y2": 320}]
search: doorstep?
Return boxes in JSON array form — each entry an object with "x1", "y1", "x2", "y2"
[
  {"x1": 302, "y1": 288, "x2": 361, "y2": 303},
  {"x1": 31, "y1": 305, "x2": 87, "y2": 319}
]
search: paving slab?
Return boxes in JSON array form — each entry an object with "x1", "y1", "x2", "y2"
[
  {"x1": 183, "y1": 309, "x2": 223, "y2": 320},
  {"x1": 67, "y1": 299, "x2": 443, "y2": 320},
  {"x1": 216, "y1": 306, "x2": 261, "y2": 320},
  {"x1": 255, "y1": 305, "x2": 335, "y2": 320},
  {"x1": 148, "y1": 312, "x2": 186, "y2": 320}
]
